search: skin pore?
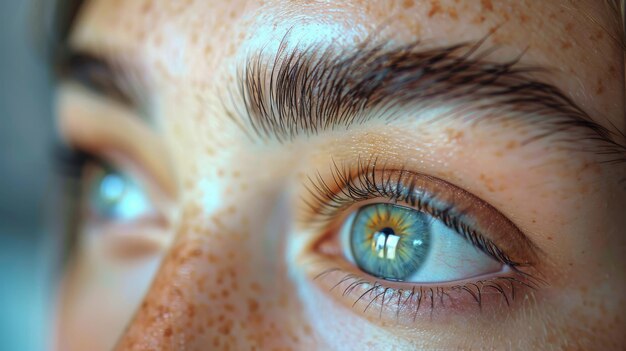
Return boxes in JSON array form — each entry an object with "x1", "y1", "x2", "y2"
[{"x1": 55, "y1": 0, "x2": 625, "y2": 350}]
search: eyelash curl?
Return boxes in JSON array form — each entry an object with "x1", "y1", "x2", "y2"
[{"x1": 302, "y1": 156, "x2": 546, "y2": 318}]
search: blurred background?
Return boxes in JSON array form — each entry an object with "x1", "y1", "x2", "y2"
[{"x1": 0, "y1": 0, "x2": 56, "y2": 350}]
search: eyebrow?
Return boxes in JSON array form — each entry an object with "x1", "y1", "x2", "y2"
[
  {"x1": 56, "y1": 52, "x2": 141, "y2": 109},
  {"x1": 56, "y1": 38, "x2": 626, "y2": 164},
  {"x1": 235, "y1": 37, "x2": 626, "y2": 163}
]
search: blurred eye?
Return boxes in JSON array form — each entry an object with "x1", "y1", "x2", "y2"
[
  {"x1": 85, "y1": 164, "x2": 154, "y2": 223},
  {"x1": 341, "y1": 203, "x2": 502, "y2": 283}
]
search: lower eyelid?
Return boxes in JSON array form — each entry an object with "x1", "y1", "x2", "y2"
[
  {"x1": 84, "y1": 223, "x2": 172, "y2": 259},
  {"x1": 302, "y1": 254, "x2": 543, "y2": 325}
]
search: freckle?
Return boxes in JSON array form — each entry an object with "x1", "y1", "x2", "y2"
[
  {"x1": 564, "y1": 22, "x2": 574, "y2": 32},
  {"x1": 579, "y1": 183, "x2": 590, "y2": 194},
  {"x1": 595, "y1": 79, "x2": 604, "y2": 95},
  {"x1": 505, "y1": 140, "x2": 519, "y2": 150},
  {"x1": 519, "y1": 13, "x2": 529, "y2": 23},
  {"x1": 448, "y1": 8, "x2": 458, "y2": 20},
  {"x1": 227, "y1": 206, "x2": 236, "y2": 214},
  {"x1": 481, "y1": 0, "x2": 493, "y2": 11},
  {"x1": 218, "y1": 320, "x2": 233, "y2": 335},
  {"x1": 248, "y1": 298, "x2": 259, "y2": 313},
  {"x1": 473, "y1": 15, "x2": 486, "y2": 24},
  {"x1": 547, "y1": 236, "x2": 552, "y2": 240},
  {"x1": 163, "y1": 326, "x2": 173, "y2": 337},
  {"x1": 594, "y1": 30, "x2": 604, "y2": 40},
  {"x1": 428, "y1": 1, "x2": 441, "y2": 17},
  {"x1": 141, "y1": 0, "x2": 153, "y2": 13},
  {"x1": 217, "y1": 169, "x2": 225, "y2": 177},
  {"x1": 208, "y1": 253, "x2": 218, "y2": 263},
  {"x1": 191, "y1": 32, "x2": 199, "y2": 45},
  {"x1": 250, "y1": 282, "x2": 262, "y2": 293},
  {"x1": 187, "y1": 304, "x2": 196, "y2": 318},
  {"x1": 560, "y1": 41, "x2": 572, "y2": 49},
  {"x1": 303, "y1": 324, "x2": 313, "y2": 335},
  {"x1": 402, "y1": 0, "x2": 414, "y2": 9},
  {"x1": 446, "y1": 128, "x2": 464, "y2": 141}
]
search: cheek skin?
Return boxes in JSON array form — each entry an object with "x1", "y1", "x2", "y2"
[
  {"x1": 115, "y1": 126, "x2": 317, "y2": 350},
  {"x1": 115, "y1": 201, "x2": 316, "y2": 350}
]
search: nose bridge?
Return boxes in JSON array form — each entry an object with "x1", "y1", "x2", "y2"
[{"x1": 115, "y1": 178, "x2": 307, "y2": 350}]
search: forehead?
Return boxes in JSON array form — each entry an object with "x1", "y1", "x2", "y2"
[{"x1": 69, "y1": 0, "x2": 623, "y2": 126}]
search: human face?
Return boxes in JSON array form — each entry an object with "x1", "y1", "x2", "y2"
[{"x1": 54, "y1": 0, "x2": 625, "y2": 350}]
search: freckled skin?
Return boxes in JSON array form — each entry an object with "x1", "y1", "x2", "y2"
[{"x1": 56, "y1": 0, "x2": 625, "y2": 350}]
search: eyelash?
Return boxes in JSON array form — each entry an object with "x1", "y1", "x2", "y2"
[
  {"x1": 305, "y1": 156, "x2": 521, "y2": 268},
  {"x1": 312, "y1": 268, "x2": 540, "y2": 319},
  {"x1": 302, "y1": 156, "x2": 546, "y2": 317}
]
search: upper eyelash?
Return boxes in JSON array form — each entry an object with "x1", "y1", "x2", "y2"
[
  {"x1": 54, "y1": 145, "x2": 98, "y2": 179},
  {"x1": 303, "y1": 156, "x2": 527, "y2": 269}
]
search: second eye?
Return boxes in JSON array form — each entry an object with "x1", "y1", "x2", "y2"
[
  {"x1": 85, "y1": 164, "x2": 153, "y2": 222},
  {"x1": 341, "y1": 203, "x2": 503, "y2": 284}
]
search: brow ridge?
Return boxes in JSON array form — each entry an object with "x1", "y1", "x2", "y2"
[{"x1": 235, "y1": 36, "x2": 625, "y2": 163}]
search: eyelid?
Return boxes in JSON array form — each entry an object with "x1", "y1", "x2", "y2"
[
  {"x1": 59, "y1": 53, "x2": 135, "y2": 108},
  {"x1": 299, "y1": 159, "x2": 547, "y2": 322},
  {"x1": 57, "y1": 83, "x2": 178, "y2": 201},
  {"x1": 302, "y1": 158, "x2": 541, "y2": 270},
  {"x1": 77, "y1": 155, "x2": 174, "y2": 259}
]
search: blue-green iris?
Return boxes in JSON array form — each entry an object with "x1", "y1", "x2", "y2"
[{"x1": 350, "y1": 203, "x2": 432, "y2": 281}]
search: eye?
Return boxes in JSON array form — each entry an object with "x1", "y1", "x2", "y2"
[
  {"x1": 84, "y1": 163, "x2": 154, "y2": 223},
  {"x1": 301, "y1": 159, "x2": 543, "y2": 320},
  {"x1": 341, "y1": 203, "x2": 502, "y2": 283},
  {"x1": 75, "y1": 157, "x2": 172, "y2": 259}
]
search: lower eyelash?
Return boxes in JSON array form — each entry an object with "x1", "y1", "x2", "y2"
[{"x1": 312, "y1": 266, "x2": 546, "y2": 322}]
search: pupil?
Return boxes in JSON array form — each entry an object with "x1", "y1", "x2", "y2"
[{"x1": 379, "y1": 227, "x2": 395, "y2": 235}]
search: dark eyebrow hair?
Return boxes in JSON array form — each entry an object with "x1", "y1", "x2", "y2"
[
  {"x1": 57, "y1": 53, "x2": 135, "y2": 107},
  {"x1": 56, "y1": 52, "x2": 152, "y2": 115},
  {"x1": 235, "y1": 37, "x2": 626, "y2": 164}
]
